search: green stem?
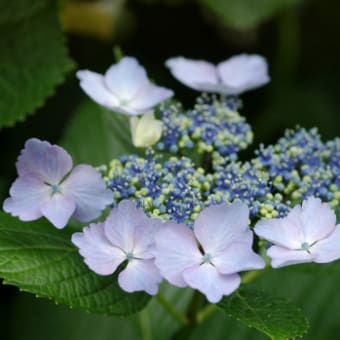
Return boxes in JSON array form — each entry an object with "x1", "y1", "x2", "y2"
[
  {"x1": 196, "y1": 304, "x2": 217, "y2": 323},
  {"x1": 156, "y1": 292, "x2": 188, "y2": 326},
  {"x1": 138, "y1": 309, "x2": 152, "y2": 340},
  {"x1": 242, "y1": 269, "x2": 264, "y2": 284}
]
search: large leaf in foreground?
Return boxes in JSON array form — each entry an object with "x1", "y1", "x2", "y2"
[
  {"x1": 62, "y1": 100, "x2": 139, "y2": 166},
  {"x1": 0, "y1": 212, "x2": 150, "y2": 315},
  {"x1": 0, "y1": 1, "x2": 74, "y2": 127},
  {"x1": 218, "y1": 288, "x2": 308, "y2": 339}
]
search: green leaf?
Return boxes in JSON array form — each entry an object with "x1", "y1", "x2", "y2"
[
  {"x1": 0, "y1": 212, "x2": 150, "y2": 316},
  {"x1": 218, "y1": 288, "x2": 309, "y2": 339},
  {"x1": 0, "y1": 1, "x2": 74, "y2": 128},
  {"x1": 61, "y1": 99, "x2": 139, "y2": 166},
  {"x1": 198, "y1": 0, "x2": 302, "y2": 30}
]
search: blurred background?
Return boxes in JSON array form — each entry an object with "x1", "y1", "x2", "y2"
[{"x1": 0, "y1": 0, "x2": 339, "y2": 339}]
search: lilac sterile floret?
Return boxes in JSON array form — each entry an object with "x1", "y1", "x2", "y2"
[
  {"x1": 3, "y1": 138, "x2": 112, "y2": 228},
  {"x1": 72, "y1": 200, "x2": 163, "y2": 295}
]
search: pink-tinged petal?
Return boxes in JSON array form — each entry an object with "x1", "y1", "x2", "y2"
[
  {"x1": 40, "y1": 193, "x2": 76, "y2": 229},
  {"x1": 77, "y1": 70, "x2": 120, "y2": 110},
  {"x1": 254, "y1": 212, "x2": 304, "y2": 249},
  {"x1": 104, "y1": 200, "x2": 149, "y2": 252},
  {"x1": 183, "y1": 264, "x2": 241, "y2": 303},
  {"x1": 194, "y1": 202, "x2": 250, "y2": 255},
  {"x1": 267, "y1": 245, "x2": 314, "y2": 268},
  {"x1": 154, "y1": 222, "x2": 202, "y2": 287},
  {"x1": 3, "y1": 176, "x2": 50, "y2": 221},
  {"x1": 299, "y1": 197, "x2": 336, "y2": 244},
  {"x1": 72, "y1": 223, "x2": 125, "y2": 275},
  {"x1": 213, "y1": 229, "x2": 265, "y2": 275},
  {"x1": 104, "y1": 57, "x2": 149, "y2": 101},
  {"x1": 165, "y1": 57, "x2": 218, "y2": 92},
  {"x1": 217, "y1": 54, "x2": 270, "y2": 95},
  {"x1": 128, "y1": 83, "x2": 174, "y2": 113},
  {"x1": 62, "y1": 165, "x2": 112, "y2": 222},
  {"x1": 118, "y1": 259, "x2": 162, "y2": 295},
  {"x1": 16, "y1": 138, "x2": 73, "y2": 184},
  {"x1": 312, "y1": 226, "x2": 340, "y2": 263}
]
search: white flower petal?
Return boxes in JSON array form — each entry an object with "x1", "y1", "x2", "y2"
[
  {"x1": 77, "y1": 70, "x2": 119, "y2": 110},
  {"x1": 104, "y1": 57, "x2": 149, "y2": 101},
  {"x1": 118, "y1": 259, "x2": 162, "y2": 295},
  {"x1": 165, "y1": 57, "x2": 218, "y2": 92},
  {"x1": 194, "y1": 202, "x2": 250, "y2": 255},
  {"x1": 128, "y1": 83, "x2": 174, "y2": 113},
  {"x1": 254, "y1": 212, "x2": 304, "y2": 249},
  {"x1": 40, "y1": 193, "x2": 76, "y2": 229},
  {"x1": 3, "y1": 176, "x2": 50, "y2": 221},
  {"x1": 16, "y1": 138, "x2": 73, "y2": 184},
  {"x1": 183, "y1": 263, "x2": 241, "y2": 303},
  {"x1": 104, "y1": 200, "x2": 149, "y2": 252},
  {"x1": 312, "y1": 226, "x2": 340, "y2": 263},
  {"x1": 72, "y1": 223, "x2": 125, "y2": 275},
  {"x1": 299, "y1": 196, "x2": 336, "y2": 244},
  {"x1": 267, "y1": 245, "x2": 314, "y2": 268},
  {"x1": 217, "y1": 54, "x2": 270, "y2": 95},
  {"x1": 62, "y1": 164, "x2": 112, "y2": 223},
  {"x1": 213, "y1": 229, "x2": 265, "y2": 275},
  {"x1": 154, "y1": 222, "x2": 202, "y2": 287}
]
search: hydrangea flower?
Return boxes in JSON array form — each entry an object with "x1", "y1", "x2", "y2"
[
  {"x1": 254, "y1": 196, "x2": 340, "y2": 268},
  {"x1": 77, "y1": 56, "x2": 174, "y2": 115},
  {"x1": 72, "y1": 200, "x2": 163, "y2": 295},
  {"x1": 130, "y1": 112, "x2": 163, "y2": 147},
  {"x1": 154, "y1": 202, "x2": 265, "y2": 303},
  {"x1": 3, "y1": 138, "x2": 112, "y2": 229},
  {"x1": 165, "y1": 54, "x2": 270, "y2": 95}
]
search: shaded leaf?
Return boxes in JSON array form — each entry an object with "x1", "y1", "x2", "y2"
[
  {"x1": 198, "y1": 0, "x2": 302, "y2": 30},
  {"x1": 0, "y1": 1, "x2": 74, "y2": 127},
  {"x1": 61, "y1": 99, "x2": 139, "y2": 166},
  {"x1": 0, "y1": 212, "x2": 150, "y2": 316},
  {"x1": 218, "y1": 288, "x2": 309, "y2": 339}
]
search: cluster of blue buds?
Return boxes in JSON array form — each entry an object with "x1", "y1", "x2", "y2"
[
  {"x1": 253, "y1": 128, "x2": 340, "y2": 212},
  {"x1": 156, "y1": 94, "x2": 253, "y2": 162},
  {"x1": 105, "y1": 150, "x2": 212, "y2": 225},
  {"x1": 210, "y1": 160, "x2": 290, "y2": 219}
]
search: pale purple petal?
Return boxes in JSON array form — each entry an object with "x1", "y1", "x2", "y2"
[
  {"x1": 165, "y1": 57, "x2": 218, "y2": 92},
  {"x1": 128, "y1": 83, "x2": 174, "y2": 113},
  {"x1": 213, "y1": 229, "x2": 265, "y2": 275},
  {"x1": 16, "y1": 138, "x2": 73, "y2": 184},
  {"x1": 312, "y1": 226, "x2": 340, "y2": 263},
  {"x1": 299, "y1": 197, "x2": 336, "y2": 244},
  {"x1": 194, "y1": 202, "x2": 249, "y2": 255},
  {"x1": 118, "y1": 259, "x2": 162, "y2": 295},
  {"x1": 154, "y1": 222, "x2": 202, "y2": 287},
  {"x1": 267, "y1": 245, "x2": 314, "y2": 268},
  {"x1": 254, "y1": 211, "x2": 304, "y2": 249},
  {"x1": 133, "y1": 216, "x2": 163, "y2": 260},
  {"x1": 183, "y1": 264, "x2": 241, "y2": 303},
  {"x1": 62, "y1": 165, "x2": 112, "y2": 223},
  {"x1": 40, "y1": 193, "x2": 76, "y2": 229},
  {"x1": 72, "y1": 223, "x2": 125, "y2": 275},
  {"x1": 3, "y1": 176, "x2": 50, "y2": 221},
  {"x1": 217, "y1": 54, "x2": 270, "y2": 95},
  {"x1": 104, "y1": 200, "x2": 149, "y2": 252},
  {"x1": 104, "y1": 57, "x2": 149, "y2": 101},
  {"x1": 77, "y1": 70, "x2": 119, "y2": 110}
]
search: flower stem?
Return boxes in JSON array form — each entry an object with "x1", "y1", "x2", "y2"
[
  {"x1": 138, "y1": 309, "x2": 153, "y2": 340},
  {"x1": 196, "y1": 304, "x2": 217, "y2": 323},
  {"x1": 156, "y1": 292, "x2": 188, "y2": 326}
]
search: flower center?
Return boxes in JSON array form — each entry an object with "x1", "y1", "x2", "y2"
[
  {"x1": 301, "y1": 242, "x2": 311, "y2": 252},
  {"x1": 51, "y1": 184, "x2": 60, "y2": 194},
  {"x1": 126, "y1": 251, "x2": 135, "y2": 261},
  {"x1": 202, "y1": 253, "x2": 213, "y2": 264}
]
